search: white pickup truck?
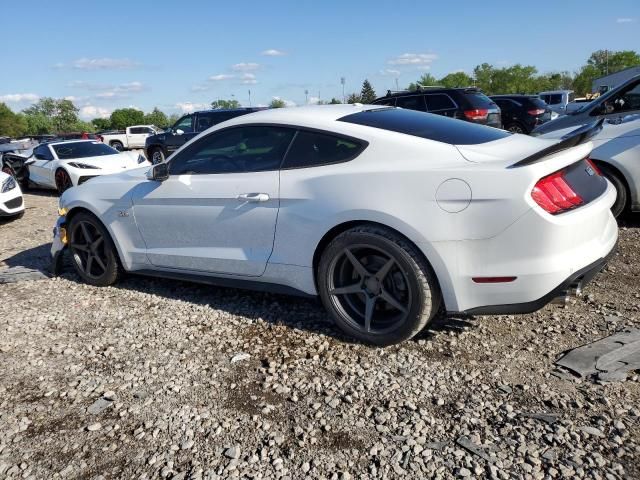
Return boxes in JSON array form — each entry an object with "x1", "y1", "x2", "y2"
[{"x1": 101, "y1": 125, "x2": 163, "y2": 151}]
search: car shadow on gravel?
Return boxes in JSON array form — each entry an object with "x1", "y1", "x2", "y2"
[
  {"x1": 1, "y1": 243, "x2": 52, "y2": 274},
  {"x1": 618, "y1": 211, "x2": 640, "y2": 228}
]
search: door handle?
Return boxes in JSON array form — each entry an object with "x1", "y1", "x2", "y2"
[{"x1": 237, "y1": 193, "x2": 270, "y2": 203}]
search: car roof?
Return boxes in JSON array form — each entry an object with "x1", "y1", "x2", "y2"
[
  {"x1": 490, "y1": 94, "x2": 539, "y2": 98},
  {"x1": 45, "y1": 139, "x2": 99, "y2": 147},
  {"x1": 377, "y1": 87, "x2": 481, "y2": 99},
  {"x1": 538, "y1": 90, "x2": 573, "y2": 95}
]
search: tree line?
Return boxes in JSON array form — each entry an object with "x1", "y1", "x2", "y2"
[{"x1": 0, "y1": 49, "x2": 637, "y2": 138}]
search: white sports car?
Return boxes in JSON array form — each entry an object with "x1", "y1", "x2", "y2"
[
  {"x1": 0, "y1": 170, "x2": 25, "y2": 218},
  {"x1": 540, "y1": 114, "x2": 640, "y2": 218},
  {"x1": 26, "y1": 140, "x2": 150, "y2": 194},
  {"x1": 51, "y1": 105, "x2": 617, "y2": 345}
]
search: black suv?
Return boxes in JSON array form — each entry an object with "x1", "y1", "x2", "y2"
[
  {"x1": 145, "y1": 107, "x2": 264, "y2": 163},
  {"x1": 372, "y1": 87, "x2": 501, "y2": 128},
  {"x1": 489, "y1": 95, "x2": 551, "y2": 134}
]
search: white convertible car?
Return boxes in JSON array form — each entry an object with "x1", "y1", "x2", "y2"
[
  {"x1": 0, "y1": 170, "x2": 25, "y2": 218},
  {"x1": 26, "y1": 140, "x2": 150, "y2": 194},
  {"x1": 51, "y1": 105, "x2": 617, "y2": 345}
]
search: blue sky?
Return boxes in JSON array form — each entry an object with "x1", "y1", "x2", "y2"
[{"x1": 1, "y1": 0, "x2": 638, "y2": 119}]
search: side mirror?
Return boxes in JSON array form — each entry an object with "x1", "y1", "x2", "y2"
[
  {"x1": 24, "y1": 158, "x2": 36, "y2": 166},
  {"x1": 175, "y1": 129, "x2": 184, "y2": 136},
  {"x1": 147, "y1": 163, "x2": 169, "y2": 182}
]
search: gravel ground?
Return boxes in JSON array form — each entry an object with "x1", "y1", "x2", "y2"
[{"x1": 1, "y1": 191, "x2": 639, "y2": 479}]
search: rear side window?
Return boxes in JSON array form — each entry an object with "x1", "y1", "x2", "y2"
[
  {"x1": 426, "y1": 94, "x2": 456, "y2": 111},
  {"x1": 282, "y1": 130, "x2": 365, "y2": 169},
  {"x1": 395, "y1": 95, "x2": 427, "y2": 111},
  {"x1": 548, "y1": 94, "x2": 563, "y2": 105},
  {"x1": 129, "y1": 127, "x2": 144, "y2": 134},
  {"x1": 526, "y1": 97, "x2": 548, "y2": 109},
  {"x1": 339, "y1": 108, "x2": 511, "y2": 145},
  {"x1": 373, "y1": 98, "x2": 396, "y2": 106},
  {"x1": 464, "y1": 92, "x2": 496, "y2": 108}
]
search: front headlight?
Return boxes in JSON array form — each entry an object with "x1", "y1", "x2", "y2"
[
  {"x1": 137, "y1": 154, "x2": 147, "y2": 164},
  {"x1": 1, "y1": 175, "x2": 17, "y2": 193},
  {"x1": 67, "y1": 162, "x2": 100, "y2": 169}
]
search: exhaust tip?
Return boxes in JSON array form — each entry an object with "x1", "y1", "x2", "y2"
[
  {"x1": 551, "y1": 292, "x2": 569, "y2": 306},
  {"x1": 569, "y1": 283, "x2": 582, "y2": 297}
]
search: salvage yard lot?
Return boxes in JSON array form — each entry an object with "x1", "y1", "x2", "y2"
[{"x1": 1, "y1": 192, "x2": 639, "y2": 479}]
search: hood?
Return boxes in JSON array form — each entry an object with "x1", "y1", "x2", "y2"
[{"x1": 62, "y1": 151, "x2": 146, "y2": 171}]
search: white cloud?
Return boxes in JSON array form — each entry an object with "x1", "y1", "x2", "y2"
[
  {"x1": 175, "y1": 102, "x2": 209, "y2": 113},
  {"x1": 616, "y1": 17, "x2": 636, "y2": 23},
  {"x1": 261, "y1": 49, "x2": 286, "y2": 56},
  {"x1": 0, "y1": 93, "x2": 40, "y2": 103},
  {"x1": 72, "y1": 57, "x2": 139, "y2": 70},
  {"x1": 380, "y1": 68, "x2": 401, "y2": 76},
  {"x1": 79, "y1": 105, "x2": 111, "y2": 120},
  {"x1": 240, "y1": 73, "x2": 257, "y2": 85},
  {"x1": 388, "y1": 53, "x2": 438, "y2": 67},
  {"x1": 209, "y1": 74, "x2": 235, "y2": 81},
  {"x1": 231, "y1": 62, "x2": 261, "y2": 72},
  {"x1": 191, "y1": 84, "x2": 211, "y2": 92}
]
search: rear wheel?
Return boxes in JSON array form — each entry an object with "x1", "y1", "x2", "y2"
[
  {"x1": 318, "y1": 225, "x2": 441, "y2": 346},
  {"x1": 506, "y1": 123, "x2": 526, "y2": 134},
  {"x1": 55, "y1": 169, "x2": 73, "y2": 195},
  {"x1": 68, "y1": 212, "x2": 121, "y2": 286},
  {"x1": 110, "y1": 141, "x2": 124, "y2": 151},
  {"x1": 599, "y1": 164, "x2": 628, "y2": 218}
]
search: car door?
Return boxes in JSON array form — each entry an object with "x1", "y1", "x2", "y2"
[
  {"x1": 126, "y1": 127, "x2": 147, "y2": 148},
  {"x1": 165, "y1": 115, "x2": 196, "y2": 155},
  {"x1": 28, "y1": 145, "x2": 56, "y2": 187},
  {"x1": 130, "y1": 125, "x2": 296, "y2": 276},
  {"x1": 425, "y1": 94, "x2": 457, "y2": 118}
]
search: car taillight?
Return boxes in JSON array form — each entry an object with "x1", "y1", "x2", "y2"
[
  {"x1": 527, "y1": 108, "x2": 546, "y2": 116},
  {"x1": 464, "y1": 109, "x2": 488, "y2": 121},
  {"x1": 531, "y1": 170, "x2": 584, "y2": 214}
]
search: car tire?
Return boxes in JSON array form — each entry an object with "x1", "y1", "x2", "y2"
[
  {"x1": 110, "y1": 141, "x2": 124, "y2": 151},
  {"x1": 68, "y1": 211, "x2": 122, "y2": 287},
  {"x1": 55, "y1": 169, "x2": 73, "y2": 195},
  {"x1": 318, "y1": 225, "x2": 441, "y2": 346},
  {"x1": 506, "y1": 123, "x2": 527, "y2": 134},
  {"x1": 2, "y1": 165, "x2": 15, "y2": 177},
  {"x1": 150, "y1": 147, "x2": 165, "y2": 165},
  {"x1": 599, "y1": 164, "x2": 628, "y2": 218}
]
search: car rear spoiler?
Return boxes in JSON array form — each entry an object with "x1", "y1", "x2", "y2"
[{"x1": 508, "y1": 118, "x2": 604, "y2": 168}]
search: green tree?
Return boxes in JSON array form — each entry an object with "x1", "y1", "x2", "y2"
[
  {"x1": 269, "y1": 98, "x2": 287, "y2": 108},
  {"x1": 24, "y1": 112, "x2": 52, "y2": 135},
  {"x1": 408, "y1": 73, "x2": 438, "y2": 91},
  {"x1": 91, "y1": 118, "x2": 112, "y2": 131},
  {"x1": 439, "y1": 72, "x2": 474, "y2": 88},
  {"x1": 329, "y1": 98, "x2": 342, "y2": 104},
  {"x1": 109, "y1": 108, "x2": 145, "y2": 130},
  {"x1": 144, "y1": 107, "x2": 169, "y2": 127},
  {"x1": 211, "y1": 99, "x2": 241, "y2": 109},
  {"x1": 587, "y1": 50, "x2": 640, "y2": 76},
  {"x1": 0, "y1": 103, "x2": 28, "y2": 137},
  {"x1": 346, "y1": 93, "x2": 362, "y2": 103},
  {"x1": 167, "y1": 113, "x2": 180, "y2": 127},
  {"x1": 23, "y1": 97, "x2": 79, "y2": 132},
  {"x1": 360, "y1": 79, "x2": 377, "y2": 104}
]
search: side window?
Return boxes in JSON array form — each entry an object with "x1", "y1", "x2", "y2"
[
  {"x1": 374, "y1": 98, "x2": 396, "y2": 106},
  {"x1": 282, "y1": 130, "x2": 365, "y2": 169},
  {"x1": 614, "y1": 82, "x2": 640, "y2": 112},
  {"x1": 34, "y1": 145, "x2": 53, "y2": 160},
  {"x1": 548, "y1": 94, "x2": 562, "y2": 105},
  {"x1": 395, "y1": 95, "x2": 427, "y2": 111},
  {"x1": 174, "y1": 115, "x2": 194, "y2": 133},
  {"x1": 195, "y1": 114, "x2": 213, "y2": 132},
  {"x1": 539, "y1": 95, "x2": 549, "y2": 104},
  {"x1": 169, "y1": 126, "x2": 295, "y2": 175},
  {"x1": 129, "y1": 127, "x2": 143, "y2": 134},
  {"x1": 425, "y1": 94, "x2": 456, "y2": 111}
]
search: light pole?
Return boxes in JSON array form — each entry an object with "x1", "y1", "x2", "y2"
[
  {"x1": 248, "y1": 89, "x2": 252, "y2": 107},
  {"x1": 340, "y1": 77, "x2": 345, "y2": 103},
  {"x1": 304, "y1": 89, "x2": 309, "y2": 104}
]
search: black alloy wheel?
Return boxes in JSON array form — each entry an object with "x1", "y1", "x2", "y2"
[
  {"x1": 68, "y1": 212, "x2": 121, "y2": 286},
  {"x1": 318, "y1": 226, "x2": 440, "y2": 346}
]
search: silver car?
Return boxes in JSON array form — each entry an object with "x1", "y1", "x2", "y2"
[{"x1": 533, "y1": 75, "x2": 640, "y2": 136}]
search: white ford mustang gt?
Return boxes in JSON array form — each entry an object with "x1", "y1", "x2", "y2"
[
  {"x1": 51, "y1": 105, "x2": 618, "y2": 345},
  {"x1": 26, "y1": 140, "x2": 150, "y2": 194},
  {"x1": 0, "y1": 170, "x2": 25, "y2": 218}
]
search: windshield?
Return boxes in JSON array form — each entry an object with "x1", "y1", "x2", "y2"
[
  {"x1": 52, "y1": 142, "x2": 119, "y2": 160},
  {"x1": 571, "y1": 77, "x2": 639, "y2": 115}
]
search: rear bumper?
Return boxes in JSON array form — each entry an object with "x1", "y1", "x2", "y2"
[{"x1": 456, "y1": 242, "x2": 616, "y2": 315}]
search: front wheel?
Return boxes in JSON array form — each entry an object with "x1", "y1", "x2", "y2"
[
  {"x1": 506, "y1": 123, "x2": 526, "y2": 134},
  {"x1": 318, "y1": 225, "x2": 441, "y2": 346},
  {"x1": 68, "y1": 212, "x2": 122, "y2": 286},
  {"x1": 55, "y1": 169, "x2": 73, "y2": 195},
  {"x1": 150, "y1": 147, "x2": 165, "y2": 165}
]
